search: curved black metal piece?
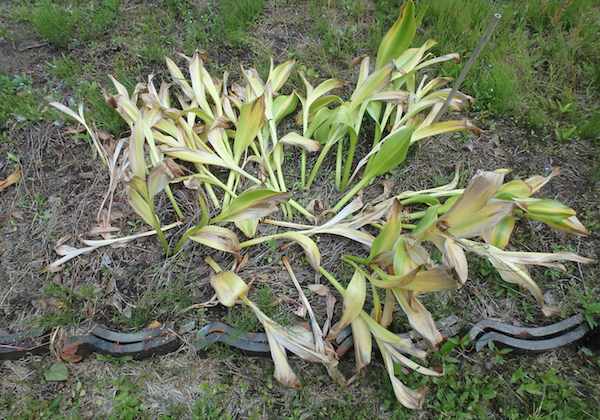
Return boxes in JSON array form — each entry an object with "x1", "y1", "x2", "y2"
[
  {"x1": 2, "y1": 314, "x2": 595, "y2": 361},
  {"x1": 61, "y1": 325, "x2": 181, "y2": 361},
  {"x1": 194, "y1": 321, "x2": 270, "y2": 356},
  {"x1": 91, "y1": 325, "x2": 167, "y2": 344},
  {"x1": 475, "y1": 324, "x2": 589, "y2": 352},
  {"x1": 469, "y1": 314, "x2": 590, "y2": 352},
  {"x1": 468, "y1": 314, "x2": 585, "y2": 341}
]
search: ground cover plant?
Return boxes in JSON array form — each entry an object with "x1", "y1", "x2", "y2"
[
  {"x1": 1, "y1": 0, "x2": 599, "y2": 418},
  {"x1": 45, "y1": 0, "x2": 595, "y2": 411}
]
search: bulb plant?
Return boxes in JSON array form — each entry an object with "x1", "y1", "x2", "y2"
[{"x1": 51, "y1": 1, "x2": 593, "y2": 410}]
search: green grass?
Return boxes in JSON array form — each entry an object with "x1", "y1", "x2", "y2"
[
  {"x1": 0, "y1": 74, "x2": 43, "y2": 128},
  {"x1": 74, "y1": 80, "x2": 126, "y2": 135},
  {"x1": 412, "y1": 0, "x2": 600, "y2": 138},
  {"x1": 22, "y1": 0, "x2": 121, "y2": 49},
  {"x1": 110, "y1": 378, "x2": 145, "y2": 420},
  {"x1": 215, "y1": 0, "x2": 266, "y2": 46}
]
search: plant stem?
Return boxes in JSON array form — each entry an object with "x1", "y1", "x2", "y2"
[
  {"x1": 306, "y1": 141, "x2": 333, "y2": 189},
  {"x1": 335, "y1": 137, "x2": 343, "y2": 190},
  {"x1": 332, "y1": 177, "x2": 369, "y2": 212},
  {"x1": 288, "y1": 199, "x2": 315, "y2": 222},
  {"x1": 204, "y1": 182, "x2": 220, "y2": 209},
  {"x1": 340, "y1": 130, "x2": 357, "y2": 191},
  {"x1": 165, "y1": 185, "x2": 183, "y2": 219},
  {"x1": 239, "y1": 232, "x2": 287, "y2": 249},
  {"x1": 318, "y1": 267, "x2": 345, "y2": 295},
  {"x1": 204, "y1": 256, "x2": 223, "y2": 273}
]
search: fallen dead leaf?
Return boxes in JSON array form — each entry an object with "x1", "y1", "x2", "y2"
[{"x1": 0, "y1": 167, "x2": 21, "y2": 192}]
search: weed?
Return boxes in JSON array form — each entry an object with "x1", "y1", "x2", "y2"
[
  {"x1": 414, "y1": 0, "x2": 600, "y2": 134},
  {"x1": 216, "y1": 0, "x2": 265, "y2": 46},
  {"x1": 48, "y1": 56, "x2": 81, "y2": 86},
  {"x1": 28, "y1": 0, "x2": 79, "y2": 48},
  {"x1": 135, "y1": 13, "x2": 171, "y2": 64},
  {"x1": 26, "y1": 0, "x2": 122, "y2": 49},
  {"x1": 192, "y1": 383, "x2": 232, "y2": 420},
  {"x1": 0, "y1": 74, "x2": 43, "y2": 128},
  {"x1": 110, "y1": 378, "x2": 145, "y2": 420},
  {"x1": 37, "y1": 282, "x2": 99, "y2": 328},
  {"x1": 81, "y1": 0, "x2": 121, "y2": 41},
  {"x1": 8, "y1": 396, "x2": 81, "y2": 420}
]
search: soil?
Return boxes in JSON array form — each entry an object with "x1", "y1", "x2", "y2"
[{"x1": 1, "y1": 1, "x2": 599, "y2": 418}]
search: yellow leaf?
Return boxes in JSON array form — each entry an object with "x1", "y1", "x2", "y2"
[
  {"x1": 0, "y1": 167, "x2": 21, "y2": 192},
  {"x1": 351, "y1": 317, "x2": 372, "y2": 371},
  {"x1": 189, "y1": 225, "x2": 240, "y2": 254},
  {"x1": 209, "y1": 271, "x2": 249, "y2": 307},
  {"x1": 281, "y1": 232, "x2": 321, "y2": 271},
  {"x1": 329, "y1": 270, "x2": 366, "y2": 337}
]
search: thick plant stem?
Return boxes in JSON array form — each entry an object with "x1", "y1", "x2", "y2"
[
  {"x1": 340, "y1": 131, "x2": 358, "y2": 191},
  {"x1": 204, "y1": 182, "x2": 220, "y2": 209},
  {"x1": 165, "y1": 185, "x2": 183, "y2": 219},
  {"x1": 222, "y1": 171, "x2": 237, "y2": 208},
  {"x1": 306, "y1": 141, "x2": 333, "y2": 189},
  {"x1": 240, "y1": 232, "x2": 288, "y2": 249},
  {"x1": 335, "y1": 138, "x2": 343, "y2": 190},
  {"x1": 288, "y1": 199, "x2": 315, "y2": 222},
  {"x1": 318, "y1": 267, "x2": 345, "y2": 296},
  {"x1": 204, "y1": 256, "x2": 223, "y2": 273},
  {"x1": 332, "y1": 177, "x2": 369, "y2": 212}
]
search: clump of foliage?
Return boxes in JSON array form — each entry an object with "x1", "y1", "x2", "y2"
[
  {"x1": 414, "y1": 0, "x2": 600, "y2": 138},
  {"x1": 0, "y1": 74, "x2": 42, "y2": 128},
  {"x1": 52, "y1": 1, "x2": 593, "y2": 410},
  {"x1": 23, "y1": 0, "x2": 121, "y2": 49}
]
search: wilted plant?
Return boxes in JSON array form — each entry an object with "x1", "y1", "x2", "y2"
[{"x1": 50, "y1": 0, "x2": 593, "y2": 410}]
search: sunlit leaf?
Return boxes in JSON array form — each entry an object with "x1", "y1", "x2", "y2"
[
  {"x1": 210, "y1": 271, "x2": 249, "y2": 307},
  {"x1": 375, "y1": 0, "x2": 416, "y2": 69},
  {"x1": 189, "y1": 225, "x2": 241, "y2": 254},
  {"x1": 212, "y1": 189, "x2": 290, "y2": 223}
]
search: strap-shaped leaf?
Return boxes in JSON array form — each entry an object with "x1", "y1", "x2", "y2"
[
  {"x1": 350, "y1": 65, "x2": 393, "y2": 110},
  {"x1": 189, "y1": 225, "x2": 241, "y2": 254},
  {"x1": 369, "y1": 201, "x2": 403, "y2": 262},
  {"x1": 280, "y1": 132, "x2": 321, "y2": 152},
  {"x1": 364, "y1": 126, "x2": 415, "y2": 180},
  {"x1": 280, "y1": 232, "x2": 321, "y2": 270},
  {"x1": 329, "y1": 270, "x2": 366, "y2": 337},
  {"x1": 210, "y1": 271, "x2": 249, "y2": 307},
  {"x1": 268, "y1": 59, "x2": 295, "y2": 94},
  {"x1": 375, "y1": 0, "x2": 416, "y2": 69},
  {"x1": 212, "y1": 189, "x2": 290, "y2": 223},
  {"x1": 233, "y1": 96, "x2": 265, "y2": 162}
]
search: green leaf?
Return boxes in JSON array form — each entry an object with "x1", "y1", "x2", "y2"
[
  {"x1": 350, "y1": 65, "x2": 393, "y2": 110},
  {"x1": 369, "y1": 201, "x2": 402, "y2": 261},
  {"x1": 233, "y1": 97, "x2": 265, "y2": 162},
  {"x1": 280, "y1": 232, "x2": 321, "y2": 270},
  {"x1": 375, "y1": 0, "x2": 416, "y2": 69},
  {"x1": 273, "y1": 93, "x2": 298, "y2": 123},
  {"x1": 45, "y1": 362, "x2": 69, "y2": 382},
  {"x1": 189, "y1": 225, "x2": 241, "y2": 254},
  {"x1": 211, "y1": 189, "x2": 290, "y2": 223},
  {"x1": 364, "y1": 126, "x2": 414, "y2": 180}
]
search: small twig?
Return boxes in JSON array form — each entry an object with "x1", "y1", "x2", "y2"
[
  {"x1": 433, "y1": 12, "x2": 502, "y2": 123},
  {"x1": 18, "y1": 42, "x2": 48, "y2": 52}
]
